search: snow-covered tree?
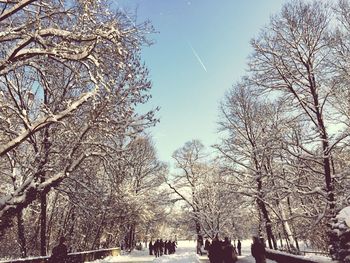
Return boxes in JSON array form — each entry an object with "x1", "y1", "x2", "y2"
[
  {"x1": 166, "y1": 140, "x2": 210, "y2": 245},
  {"x1": 329, "y1": 206, "x2": 350, "y2": 262},
  {"x1": 194, "y1": 162, "x2": 241, "y2": 239},
  {"x1": 217, "y1": 84, "x2": 281, "y2": 249},
  {"x1": 0, "y1": 0, "x2": 156, "y2": 228},
  {"x1": 0, "y1": 0, "x2": 160, "y2": 258},
  {"x1": 249, "y1": 0, "x2": 340, "y2": 221},
  {"x1": 121, "y1": 136, "x2": 167, "y2": 250}
]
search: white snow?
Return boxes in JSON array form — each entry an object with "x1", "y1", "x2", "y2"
[
  {"x1": 85, "y1": 239, "x2": 278, "y2": 263},
  {"x1": 85, "y1": 239, "x2": 335, "y2": 263},
  {"x1": 337, "y1": 206, "x2": 350, "y2": 227},
  {"x1": 85, "y1": 240, "x2": 197, "y2": 263}
]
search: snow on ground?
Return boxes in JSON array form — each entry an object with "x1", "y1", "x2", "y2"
[
  {"x1": 85, "y1": 247, "x2": 153, "y2": 262},
  {"x1": 85, "y1": 240, "x2": 199, "y2": 263},
  {"x1": 86, "y1": 239, "x2": 333, "y2": 263},
  {"x1": 86, "y1": 240, "x2": 272, "y2": 263},
  {"x1": 295, "y1": 253, "x2": 332, "y2": 263},
  {"x1": 338, "y1": 206, "x2": 350, "y2": 227}
]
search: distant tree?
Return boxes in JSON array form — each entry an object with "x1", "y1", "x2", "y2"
[
  {"x1": 217, "y1": 84, "x2": 279, "y2": 249},
  {"x1": 122, "y1": 136, "x2": 166, "y2": 250},
  {"x1": 194, "y1": 162, "x2": 240, "y2": 239},
  {"x1": 166, "y1": 140, "x2": 209, "y2": 246}
]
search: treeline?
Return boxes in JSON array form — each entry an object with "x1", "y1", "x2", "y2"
[
  {"x1": 0, "y1": 0, "x2": 167, "y2": 259},
  {"x1": 2, "y1": 0, "x2": 350, "y2": 260},
  {"x1": 216, "y1": 0, "x2": 350, "y2": 252},
  {"x1": 166, "y1": 0, "x2": 350, "y2": 254}
]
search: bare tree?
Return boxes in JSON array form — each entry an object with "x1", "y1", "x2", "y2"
[
  {"x1": 249, "y1": 0, "x2": 340, "y2": 222},
  {"x1": 217, "y1": 84, "x2": 279, "y2": 249},
  {"x1": 165, "y1": 140, "x2": 212, "y2": 248},
  {"x1": 194, "y1": 162, "x2": 240, "y2": 239},
  {"x1": 122, "y1": 136, "x2": 166, "y2": 250}
]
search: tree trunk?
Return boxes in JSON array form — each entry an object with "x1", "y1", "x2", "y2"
[
  {"x1": 17, "y1": 210, "x2": 27, "y2": 258},
  {"x1": 129, "y1": 224, "x2": 134, "y2": 249},
  {"x1": 279, "y1": 204, "x2": 296, "y2": 251},
  {"x1": 287, "y1": 196, "x2": 299, "y2": 251},
  {"x1": 256, "y1": 177, "x2": 277, "y2": 249},
  {"x1": 278, "y1": 232, "x2": 283, "y2": 248},
  {"x1": 40, "y1": 190, "x2": 47, "y2": 256},
  {"x1": 40, "y1": 126, "x2": 50, "y2": 256},
  {"x1": 270, "y1": 164, "x2": 297, "y2": 251},
  {"x1": 47, "y1": 192, "x2": 59, "y2": 250},
  {"x1": 257, "y1": 198, "x2": 277, "y2": 249},
  {"x1": 194, "y1": 213, "x2": 202, "y2": 255},
  {"x1": 125, "y1": 223, "x2": 135, "y2": 250},
  {"x1": 322, "y1": 141, "x2": 335, "y2": 215},
  {"x1": 309, "y1": 73, "x2": 335, "y2": 218},
  {"x1": 91, "y1": 210, "x2": 107, "y2": 250}
]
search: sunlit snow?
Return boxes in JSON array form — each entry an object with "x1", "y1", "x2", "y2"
[
  {"x1": 86, "y1": 240, "x2": 282, "y2": 263},
  {"x1": 337, "y1": 206, "x2": 350, "y2": 227}
]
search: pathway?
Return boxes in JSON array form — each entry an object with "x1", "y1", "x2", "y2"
[{"x1": 86, "y1": 240, "x2": 277, "y2": 263}]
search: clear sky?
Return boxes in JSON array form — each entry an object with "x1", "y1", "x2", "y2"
[{"x1": 116, "y1": 0, "x2": 286, "y2": 165}]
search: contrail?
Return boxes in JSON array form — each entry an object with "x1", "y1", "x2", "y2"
[{"x1": 189, "y1": 42, "x2": 207, "y2": 72}]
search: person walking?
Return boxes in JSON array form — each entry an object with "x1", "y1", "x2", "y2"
[
  {"x1": 222, "y1": 237, "x2": 237, "y2": 263},
  {"x1": 208, "y1": 235, "x2": 223, "y2": 263},
  {"x1": 251, "y1": 236, "x2": 266, "y2": 263},
  {"x1": 159, "y1": 239, "x2": 164, "y2": 256},
  {"x1": 149, "y1": 240, "x2": 153, "y2": 255},
  {"x1": 171, "y1": 240, "x2": 177, "y2": 254},
  {"x1": 164, "y1": 240, "x2": 169, "y2": 255},
  {"x1": 204, "y1": 238, "x2": 211, "y2": 253},
  {"x1": 154, "y1": 239, "x2": 160, "y2": 257},
  {"x1": 237, "y1": 239, "x2": 242, "y2": 256},
  {"x1": 50, "y1": 237, "x2": 68, "y2": 263},
  {"x1": 197, "y1": 235, "x2": 204, "y2": 255}
]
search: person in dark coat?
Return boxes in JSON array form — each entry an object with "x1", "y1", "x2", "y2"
[
  {"x1": 197, "y1": 235, "x2": 204, "y2": 255},
  {"x1": 154, "y1": 239, "x2": 160, "y2": 257},
  {"x1": 50, "y1": 237, "x2": 68, "y2": 263},
  {"x1": 251, "y1": 236, "x2": 266, "y2": 263},
  {"x1": 208, "y1": 235, "x2": 223, "y2": 263},
  {"x1": 164, "y1": 240, "x2": 169, "y2": 255},
  {"x1": 171, "y1": 240, "x2": 177, "y2": 254},
  {"x1": 149, "y1": 240, "x2": 153, "y2": 255},
  {"x1": 166, "y1": 240, "x2": 172, "y2": 254},
  {"x1": 159, "y1": 239, "x2": 164, "y2": 256},
  {"x1": 237, "y1": 239, "x2": 241, "y2": 256},
  {"x1": 222, "y1": 237, "x2": 237, "y2": 263},
  {"x1": 204, "y1": 238, "x2": 211, "y2": 252}
]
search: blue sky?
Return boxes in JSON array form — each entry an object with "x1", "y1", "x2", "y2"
[{"x1": 116, "y1": 0, "x2": 286, "y2": 164}]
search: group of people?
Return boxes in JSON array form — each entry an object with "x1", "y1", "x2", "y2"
[
  {"x1": 203, "y1": 236, "x2": 240, "y2": 263},
  {"x1": 48, "y1": 235, "x2": 266, "y2": 263},
  {"x1": 148, "y1": 239, "x2": 177, "y2": 257},
  {"x1": 203, "y1": 235, "x2": 266, "y2": 263}
]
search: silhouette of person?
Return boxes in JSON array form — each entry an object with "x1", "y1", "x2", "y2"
[
  {"x1": 149, "y1": 240, "x2": 153, "y2": 255},
  {"x1": 208, "y1": 235, "x2": 223, "y2": 263},
  {"x1": 204, "y1": 238, "x2": 211, "y2": 252},
  {"x1": 50, "y1": 237, "x2": 68, "y2": 263},
  {"x1": 251, "y1": 236, "x2": 266, "y2": 263},
  {"x1": 237, "y1": 239, "x2": 242, "y2": 256}
]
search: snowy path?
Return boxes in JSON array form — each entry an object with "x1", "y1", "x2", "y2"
[{"x1": 86, "y1": 240, "x2": 277, "y2": 263}]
